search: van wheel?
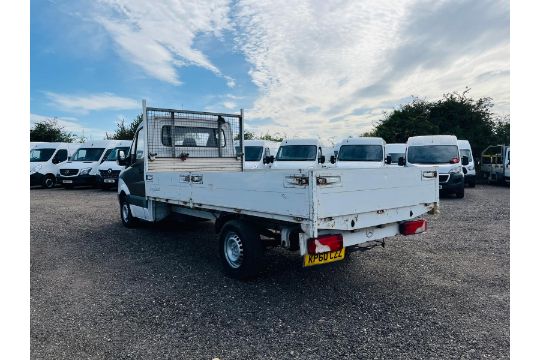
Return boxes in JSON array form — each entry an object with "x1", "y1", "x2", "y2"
[
  {"x1": 42, "y1": 175, "x2": 55, "y2": 189},
  {"x1": 120, "y1": 197, "x2": 137, "y2": 228},
  {"x1": 219, "y1": 220, "x2": 263, "y2": 280}
]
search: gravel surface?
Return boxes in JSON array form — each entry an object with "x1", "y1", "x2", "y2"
[{"x1": 31, "y1": 185, "x2": 509, "y2": 359}]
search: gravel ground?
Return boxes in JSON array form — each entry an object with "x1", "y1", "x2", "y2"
[{"x1": 30, "y1": 184, "x2": 509, "y2": 359}]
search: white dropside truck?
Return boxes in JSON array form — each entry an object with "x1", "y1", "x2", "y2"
[
  {"x1": 457, "y1": 139, "x2": 476, "y2": 187},
  {"x1": 97, "y1": 140, "x2": 133, "y2": 189},
  {"x1": 30, "y1": 142, "x2": 78, "y2": 188},
  {"x1": 267, "y1": 138, "x2": 329, "y2": 169},
  {"x1": 234, "y1": 139, "x2": 279, "y2": 170},
  {"x1": 331, "y1": 137, "x2": 387, "y2": 168},
  {"x1": 480, "y1": 145, "x2": 510, "y2": 185},
  {"x1": 385, "y1": 143, "x2": 407, "y2": 166},
  {"x1": 117, "y1": 103, "x2": 439, "y2": 279}
]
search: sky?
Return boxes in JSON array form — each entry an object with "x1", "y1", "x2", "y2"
[{"x1": 30, "y1": 0, "x2": 509, "y2": 143}]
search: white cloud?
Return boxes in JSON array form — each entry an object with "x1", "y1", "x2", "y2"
[
  {"x1": 95, "y1": 0, "x2": 233, "y2": 85},
  {"x1": 233, "y1": 0, "x2": 510, "y2": 140},
  {"x1": 30, "y1": 113, "x2": 109, "y2": 140},
  {"x1": 222, "y1": 101, "x2": 237, "y2": 110},
  {"x1": 45, "y1": 92, "x2": 139, "y2": 114}
]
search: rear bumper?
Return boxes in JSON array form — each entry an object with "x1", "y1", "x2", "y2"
[
  {"x1": 30, "y1": 173, "x2": 45, "y2": 186},
  {"x1": 57, "y1": 174, "x2": 97, "y2": 186}
]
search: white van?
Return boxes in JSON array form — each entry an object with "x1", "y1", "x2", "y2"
[
  {"x1": 234, "y1": 140, "x2": 280, "y2": 170},
  {"x1": 332, "y1": 137, "x2": 386, "y2": 168},
  {"x1": 268, "y1": 138, "x2": 328, "y2": 169},
  {"x1": 457, "y1": 139, "x2": 476, "y2": 187},
  {"x1": 406, "y1": 135, "x2": 469, "y2": 198},
  {"x1": 57, "y1": 140, "x2": 117, "y2": 188},
  {"x1": 30, "y1": 142, "x2": 78, "y2": 188},
  {"x1": 385, "y1": 143, "x2": 407, "y2": 166},
  {"x1": 97, "y1": 140, "x2": 133, "y2": 189}
]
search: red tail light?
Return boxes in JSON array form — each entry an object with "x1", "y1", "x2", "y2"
[
  {"x1": 307, "y1": 234, "x2": 343, "y2": 254},
  {"x1": 450, "y1": 157, "x2": 459, "y2": 164},
  {"x1": 399, "y1": 219, "x2": 427, "y2": 235}
]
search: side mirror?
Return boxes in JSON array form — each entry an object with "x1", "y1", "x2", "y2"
[
  {"x1": 51, "y1": 157, "x2": 59, "y2": 164},
  {"x1": 68, "y1": 156, "x2": 72, "y2": 161},
  {"x1": 264, "y1": 155, "x2": 274, "y2": 164},
  {"x1": 330, "y1": 155, "x2": 336, "y2": 164},
  {"x1": 117, "y1": 150, "x2": 127, "y2": 166},
  {"x1": 398, "y1": 157, "x2": 405, "y2": 166},
  {"x1": 385, "y1": 155, "x2": 392, "y2": 164},
  {"x1": 319, "y1": 155, "x2": 326, "y2": 164},
  {"x1": 461, "y1": 156, "x2": 469, "y2": 166}
]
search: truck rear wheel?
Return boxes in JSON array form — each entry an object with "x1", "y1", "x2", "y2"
[{"x1": 219, "y1": 220, "x2": 263, "y2": 280}]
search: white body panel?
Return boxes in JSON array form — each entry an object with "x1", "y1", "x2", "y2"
[
  {"x1": 457, "y1": 139, "x2": 476, "y2": 176},
  {"x1": 271, "y1": 138, "x2": 328, "y2": 170},
  {"x1": 97, "y1": 140, "x2": 133, "y2": 174},
  {"x1": 406, "y1": 135, "x2": 462, "y2": 175},
  {"x1": 145, "y1": 166, "x2": 439, "y2": 254}
]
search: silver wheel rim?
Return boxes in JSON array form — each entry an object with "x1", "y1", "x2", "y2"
[
  {"x1": 45, "y1": 178, "x2": 53, "y2": 188},
  {"x1": 122, "y1": 203, "x2": 129, "y2": 222},
  {"x1": 224, "y1": 232, "x2": 244, "y2": 269}
]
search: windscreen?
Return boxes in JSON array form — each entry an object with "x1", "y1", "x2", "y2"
[
  {"x1": 460, "y1": 149, "x2": 472, "y2": 160},
  {"x1": 106, "y1": 147, "x2": 130, "y2": 161},
  {"x1": 338, "y1": 145, "x2": 383, "y2": 162},
  {"x1": 388, "y1": 153, "x2": 405, "y2": 164},
  {"x1": 243, "y1": 146, "x2": 264, "y2": 161},
  {"x1": 408, "y1": 145, "x2": 459, "y2": 164},
  {"x1": 276, "y1": 145, "x2": 317, "y2": 161},
  {"x1": 71, "y1": 148, "x2": 105, "y2": 162},
  {"x1": 30, "y1": 148, "x2": 55, "y2": 162}
]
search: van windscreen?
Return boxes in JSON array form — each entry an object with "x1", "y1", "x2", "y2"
[
  {"x1": 389, "y1": 153, "x2": 405, "y2": 164},
  {"x1": 276, "y1": 145, "x2": 317, "y2": 161},
  {"x1": 460, "y1": 149, "x2": 472, "y2": 159},
  {"x1": 338, "y1": 145, "x2": 383, "y2": 162},
  {"x1": 71, "y1": 148, "x2": 106, "y2": 161},
  {"x1": 408, "y1": 145, "x2": 459, "y2": 164},
  {"x1": 30, "y1": 148, "x2": 55, "y2": 162},
  {"x1": 242, "y1": 146, "x2": 264, "y2": 161}
]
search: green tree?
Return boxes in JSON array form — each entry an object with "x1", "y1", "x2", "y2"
[
  {"x1": 30, "y1": 118, "x2": 76, "y2": 142},
  {"x1": 369, "y1": 89, "x2": 507, "y2": 157},
  {"x1": 259, "y1": 132, "x2": 284, "y2": 142},
  {"x1": 492, "y1": 116, "x2": 510, "y2": 145},
  {"x1": 106, "y1": 114, "x2": 143, "y2": 140}
]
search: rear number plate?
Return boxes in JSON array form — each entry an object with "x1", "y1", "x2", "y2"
[
  {"x1": 104, "y1": 179, "x2": 115, "y2": 183},
  {"x1": 62, "y1": 180, "x2": 73, "y2": 184},
  {"x1": 303, "y1": 249, "x2": 345, "y2": 267}
]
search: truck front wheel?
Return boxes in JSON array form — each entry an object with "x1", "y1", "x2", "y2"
[
  {"x1": 120, "y1": 196, "x2": 138, "y2": 228},
  {"x1": 219, "y1": 220, "x2": 263, "y2": 280}
]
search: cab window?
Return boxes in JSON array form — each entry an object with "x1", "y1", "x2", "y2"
[{"x1": 56, "y1": 149, "x2": 68, "y2": 162}]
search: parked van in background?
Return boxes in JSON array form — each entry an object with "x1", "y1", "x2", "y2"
[
  {"x1": 480, "y1": 145, "x2": 510, "y2": 185},
  {"x1": 385, "y1": 143, "x2": 406, "y2": 166},
  {"x1": 268, "y1": 138, "x2": 328, "y2": 169},
  {"x1": 97, "y1": 140, "x2": 132, "y2": 189},
  {"x1": 331, "y1": 137, "x2": 386, "y2": 168},
  {"x1": 234, "y1": 140, "x2": 279, "y2": 169},
  {"x1": 57, "y1": 140, "x2": 116, "y2": 188},
  {"x1": 30, "y1": 143, "x2": 78, "y2": 188},
  {"x1": 458, "y1": 139, "x2": 476, "y2": 187},
  {"x1": 406, "y1": 135, "x2": 468, "y2": 198}
]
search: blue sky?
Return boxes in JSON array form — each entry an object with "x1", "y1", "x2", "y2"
[{"x1": 31, "y1": 0, "x2": 509, "y2": 143}]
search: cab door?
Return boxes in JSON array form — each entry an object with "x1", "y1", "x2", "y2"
[{"x1": 121, "y1": 128, "x2": 146, "y2": 207}]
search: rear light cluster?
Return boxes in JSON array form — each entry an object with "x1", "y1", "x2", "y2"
[
  {"x1": 307, "y1": 234, "x2": 343, "y2": 254},
  {"x1": 399, "y1": 219, "x2": 427, "y2": 236}
]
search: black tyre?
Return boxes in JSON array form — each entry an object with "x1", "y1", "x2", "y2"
[
  {"x1": 219, "y1": 220, "x2": 263, "y2": 280},
  {"x1": 42, "y1": 175, "x2": 56, "y2": 189},
  {"x1": 120, "y1": 196, "x2": 138, "y2": 228},
  {"x1": 455, "y1": 184, "x2": 465, "y2": 198}
]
